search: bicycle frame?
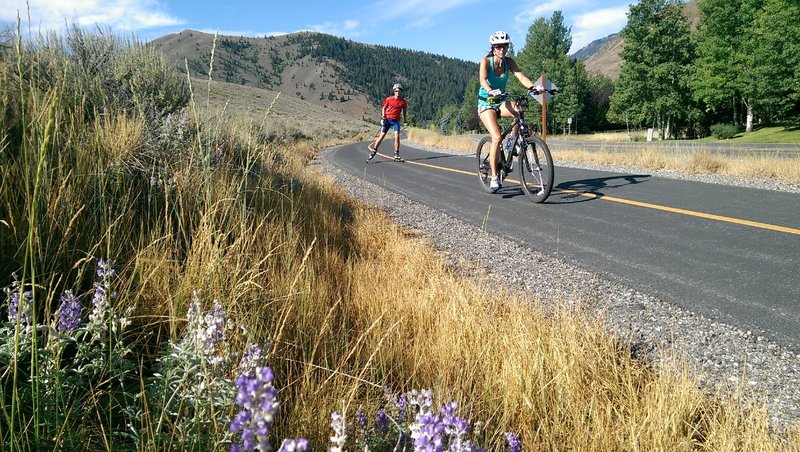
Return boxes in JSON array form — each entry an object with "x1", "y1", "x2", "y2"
[{"x1": 496, "y1": 100, "x2": 533, "y2": 172}]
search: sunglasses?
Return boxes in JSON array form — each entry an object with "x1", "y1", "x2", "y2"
[
  {"x1": 493, "y1": 44, "x2": 509, "y2": 50},
  {"x1": 394, "y1": 89, "x2": 402, "y2": 92}
]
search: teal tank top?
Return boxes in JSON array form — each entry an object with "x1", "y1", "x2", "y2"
[{"x1": 477, "y1": 56, "x2": 508, "y2": 107}]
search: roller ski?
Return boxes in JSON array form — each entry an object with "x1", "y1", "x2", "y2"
[
  {"x1": 393, "y1": 152, "x2": 404, "y2": 162},
  {"x1": 366, "y1": 144, "x2": 377, "y2": 163}
]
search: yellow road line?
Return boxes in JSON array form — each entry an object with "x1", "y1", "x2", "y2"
[{"x1": 373, "y1": 151, "x2": 800, "y2": 236}]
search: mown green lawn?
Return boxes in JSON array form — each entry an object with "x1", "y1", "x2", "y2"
[{"x1": 700, "y1": 125, "x2": 800, "y2": 143}]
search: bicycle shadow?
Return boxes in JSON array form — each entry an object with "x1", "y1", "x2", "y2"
[{"x1": 550, "y1": 174, "x2": 651, "y2": 204}]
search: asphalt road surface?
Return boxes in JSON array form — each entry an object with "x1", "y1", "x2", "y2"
[{"x1": 327, "y1": 141, "x2": 800, "y2": 351}]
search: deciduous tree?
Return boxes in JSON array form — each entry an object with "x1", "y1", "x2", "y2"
[{"x1": 608, "y1": 0, "x2": 697, "y2": 138}]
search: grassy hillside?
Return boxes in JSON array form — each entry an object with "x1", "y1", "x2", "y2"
[
  {"x1": 151, "y1": 30, "x2": 476, "y2": 124},
  {"x1": 199, "y1": 76, "x2": 375, "y2": 140}
]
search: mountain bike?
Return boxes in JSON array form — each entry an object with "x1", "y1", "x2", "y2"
[{"x1": 476, "y1": 89, "x2": 555, "y2": 203}]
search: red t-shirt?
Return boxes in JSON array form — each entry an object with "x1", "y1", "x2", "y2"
[{"x1": 382, "y1": 96, "x2": 407, "y2": 120}]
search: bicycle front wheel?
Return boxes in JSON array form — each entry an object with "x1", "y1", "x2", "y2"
[
  {"x1": 476, "y1": 137, "x2": 494, "y2": 193},
  {"x1": 518, "y1": 135, "x2": 554, "y2": 203}
]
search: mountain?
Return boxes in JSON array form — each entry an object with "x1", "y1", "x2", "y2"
[
  {"x1": 151, "y1": 30, "x2": 476, "y2": 124},
  {"x1": 572, "y1": 0, "x2": 700, "y2": 80},
  {"x1": 574, "y1": 33, "x2": 623, "y2": 80}
]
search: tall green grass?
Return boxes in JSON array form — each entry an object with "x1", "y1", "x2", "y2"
[{"x1": 1, "y1": 26, "x2": 797, "y2": 450}]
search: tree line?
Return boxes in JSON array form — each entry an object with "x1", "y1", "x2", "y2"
[
  {"x1": 439, "y1": 0, "x2": 799, "y2": 138},
  {"x1": 287, "y1": 33, "x2": 476, "y2": 124}
]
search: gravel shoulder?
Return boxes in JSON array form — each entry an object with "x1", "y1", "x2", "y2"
[{"x1": 311, "y1": 140, "x2": 800, "y2": 434}]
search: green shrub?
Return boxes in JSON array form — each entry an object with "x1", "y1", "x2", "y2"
[
  {"x1": 710, "y1": 123, "x2": 739, "y2": 140},
  {"x1": 15, "y1": 26, "x2": 188, "y2": 118}
]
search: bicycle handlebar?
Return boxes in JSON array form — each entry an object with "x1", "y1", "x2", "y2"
[{"x1": 488, "y1": 88, "x2": 557, "y2": 104}]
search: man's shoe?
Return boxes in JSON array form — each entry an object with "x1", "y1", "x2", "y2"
[{"x1": 366, "y1": 144, "x2": 377, "y2": 162}]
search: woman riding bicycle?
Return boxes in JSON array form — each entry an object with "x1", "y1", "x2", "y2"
[{"x1": 478, "y1": 31, "x2": 537, "y2": 193}]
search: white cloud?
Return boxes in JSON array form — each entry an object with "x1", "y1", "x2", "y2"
[
  {"x1": 506, "y1": 1, "x2": 628, "y2": 53},
  {"x1": 514, "y1": 0, "x2": 584, "y2": 27},
  {"x1": 308, "y1": 19, "x2": 363, "y2": 38},
  {"x1": 570, "y1": 7, "x2": 627, "y2": 51},
  {"x1": 1, "y1": 0, "x2": 182, "y2": 34}
]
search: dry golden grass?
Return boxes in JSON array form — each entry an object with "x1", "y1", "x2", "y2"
[
  {"x1": 408, "y1": 128, "x2": 800, "y2": 186},
  {"x1": 93, "y1": 114, "x2": 794, "y2": 448},
  {"x1": 253, "y1": 176, "x2": 795, "y2": 449},
  {"x1": 553, "y1": 147, "x2": 800, "y2": 185},
  {"x1": 408, "y1": 128, "x2": 476, "y2": 154}
]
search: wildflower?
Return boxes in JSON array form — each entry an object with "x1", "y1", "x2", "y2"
[
  {"x1": 441, "y1": 401, "x2": 470, "y2": 448},
  {"x1": 277, "y1": 438, "x2": 309, "y2": 452},
  {"x1": 375, "y1": 409, "x2": 389, "y2": 432},
  {"x1": 408, "y1": 389, "x2": 434, "y2": 415},
  {"x1": 356, "y1": 406, "x2": 367, "y2": 427},
  {"x1": 505, "y1": 432, "x2": 522, "y2": 452},
  {"x1": 238, "y1": 344, "x2": 263, "y2": 378},
  {"x1": 230, "y1": 366, "x2": 279, "y2": 452},
  {"x1": 185, "y1": 294, "x2": 228, "y2": 365},
  {"x1": 5, "y1": 283, "x2": 32, "y2": 326},
  {"x1": 395, "y1": 392, "x2": 408, "y2": 422},
  {"x1": 187, "y1": 297, "x2": 203, "y2": 333},
  {"x1": 330, "y1": 411, "x2": 347, "y2": 452},
  {"x1": 408, "y1": 394, "x2": 481, "y2": 452},
  {"x1": 412, "y1": 411, "x2": 446, "y2": 451},
  {"x1": 89, "y1": 258, "x2": 116, "y2": 326},
  {"x1": 204, "y1": 300, "x2": 225, "y2": 347},
  {"x1": 56, "y1": 290, "x2": 82, "y2": 333}
]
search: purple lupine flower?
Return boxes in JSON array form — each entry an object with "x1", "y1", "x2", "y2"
[
  {"x1": 204, "y1": 300, "x2": 225, "y2": 347},
  {"x1": 441, "y1": 401, "x2": 470, "y2": 449},
  {"x1": 238, "y1": 344, "x2": 263, "y2": 378},
  {"x1": 408, "y1": 389, "x2": 434, "y2": 415},
  {"x1": 395, "y1": 392, "x2": 408, "y2": 422},
  {"x1": 56, "y1": 290, "x2": 82, "y2": 333},
  {"x1": 185, "y1": 294, "x2": 228, "y2": 364},
  {"x1": 330, "y1": 411, "x2": 347, "y2": 452},
  {"x1": 505, "y1": 432, "x2": 522, "y2": 452},
  {"x1": 375, "y1": 409, "x2": 389, "y2": 432},
  {"x1": 230, "y1": 366, "x2": 279, "y2": 452},
  {"x1": 278, "y1": 438, "x2": 309, "y2": 452},
  {"x1": 412, "y1": 412, "x2": 446, "y2": 451},
  {"x1": 442, "y1": 404, "x2": 476, "y2": 451},
  {"x1": 89, "y1": 258, "x2": 116, "y2": 326},
  {"x1": 6, "y1": 286, "x2": 32, "y2": 325},
  {"x1": 408, "y1": 390, "x2": 442, "y2": 452},
  {"x1": 356, "y1": 406, "x2": 367, "y2": 427},
  {"x1": 187, "y1": 298, "x2": 202, "y2": 331}
]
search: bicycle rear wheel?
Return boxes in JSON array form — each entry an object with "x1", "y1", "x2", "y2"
[
  {"x1": 476, "y1": 137, "x2": 494, "y2": 193},
  {"x1": 518, "y1": 135, "x2": 554, "y2": 203}
]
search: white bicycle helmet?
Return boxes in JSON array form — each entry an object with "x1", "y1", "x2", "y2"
[
  {"x1": 489, "y1": 31, "x2": 511, "y2": 45},
  {"x1": 392, "y1": 83, "x2": 403, "y2": 91}
]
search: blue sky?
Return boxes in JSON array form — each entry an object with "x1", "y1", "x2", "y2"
[{"x1": 1, "y1": 0, "x2": 632, "y2": 62}]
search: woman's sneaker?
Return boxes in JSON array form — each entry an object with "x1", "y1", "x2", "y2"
[{"x1": 489, "y1": 177, "x2": 501, "y2": 193}]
